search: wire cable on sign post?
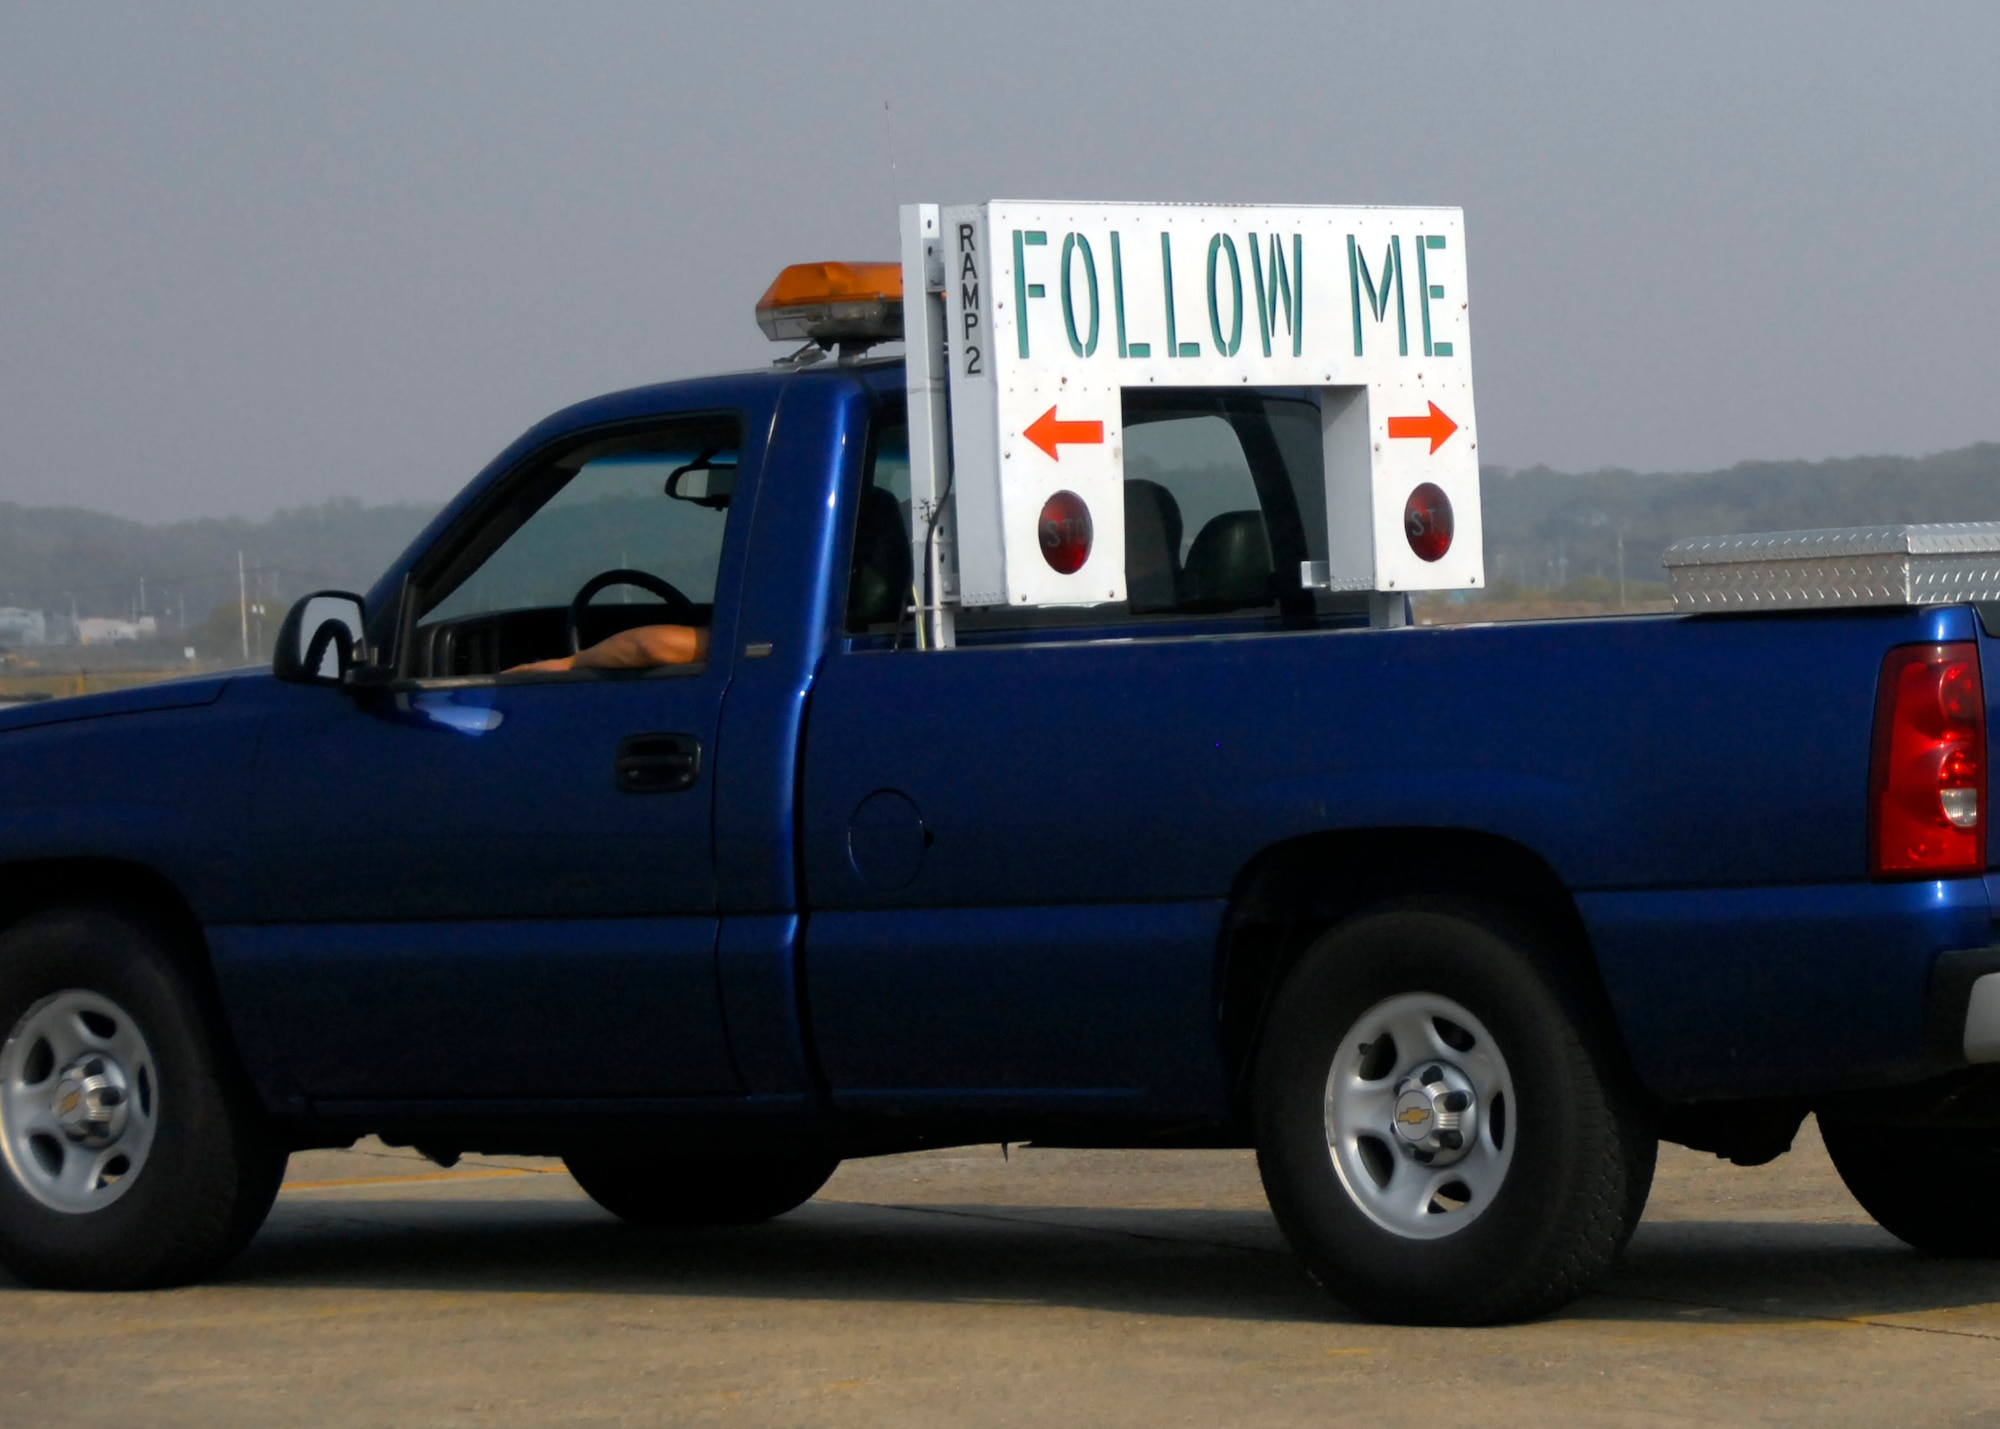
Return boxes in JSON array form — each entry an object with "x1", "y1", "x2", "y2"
[
  {"x1": 891, "y1": 450, "x2": 953, "y2": 653},
  {"x1": 920, "y1": 457, "x2": 955, "y2": 649}
]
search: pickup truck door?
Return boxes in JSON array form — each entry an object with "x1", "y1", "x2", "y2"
[
  {"x1": 796, "y1": 389, "x2": 1345, "y2": 1123},
  {"x1": 229, "y1": 409, "x2": 762, "y2": 1102},
  {"x1": 799, "y1": 639, "x2": 1237, "y2": 1122},
  {"x1": 793, "y1": 396, "x2": 1302, "y2": 1123}
]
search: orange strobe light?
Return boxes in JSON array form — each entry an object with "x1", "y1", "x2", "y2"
[{"x1": 755, "y1": 261, "x2": 903, "y2": 345}]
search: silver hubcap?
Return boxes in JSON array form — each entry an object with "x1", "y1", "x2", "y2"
[
  {"x1": 1323, "y1": 992, "x2": 1516, "y2": 1240},
  {"x1": 0, "y1": 990, "x2": 159, "y2": 1213}
]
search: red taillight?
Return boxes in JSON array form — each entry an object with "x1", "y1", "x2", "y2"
[{"x1": 1870, "y1": 641, "x2": 1986, "y2": 877}]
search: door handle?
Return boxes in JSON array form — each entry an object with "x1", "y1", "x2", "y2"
[{"x1": 614, "y1": 733, "x2": 701, "y2": 794}]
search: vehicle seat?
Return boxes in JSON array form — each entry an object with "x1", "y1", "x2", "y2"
[
  {"x1": 1124, "y1": 479, "x2": 1185, "y2": 611},
  {"x1": 1182, "y1": 510, "x2": 1274, "y2": 609},
  {"x1": 847, "y1": 485, "x2": 913, "y2": 630}
]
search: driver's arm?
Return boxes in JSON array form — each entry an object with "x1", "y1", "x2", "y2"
[{"x1": 506, "y1": 625, "x2": 708, "y2": 674}]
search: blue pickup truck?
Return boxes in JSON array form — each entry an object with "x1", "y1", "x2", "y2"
[{"x1": 2, "y1": 348, "x2": 1998, "y2": 1324}]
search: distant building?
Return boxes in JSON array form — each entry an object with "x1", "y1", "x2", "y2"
[
  {"x1": 76, "y1": 616, "x2": 158, "y2": 645},
  {"x1": 0, "y1": 608, "x2": 47, "y2": 646}
]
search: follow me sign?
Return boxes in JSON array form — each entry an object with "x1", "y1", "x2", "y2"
[{"x1": 936, "y1": 201, "x2": 1483, "y2": 609}]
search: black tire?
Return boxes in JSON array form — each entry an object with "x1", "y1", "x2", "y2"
[
  {"x1": 565, "y1": 1150, "x2": 838, "y2": 1227},
  {"x1": 1252, "y1": 898, "x2": 1655, "y2": 1325},
  {"x1": 0, "y1": 906, "x2": 287, "y2": 1289},
  {"x1": 1820, "y1": 1120, "x2": 2000, "y2": 1256}
]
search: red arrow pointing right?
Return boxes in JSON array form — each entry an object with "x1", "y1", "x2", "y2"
[{"x1": 1387, "y1": 401, "x2": 1460, "y2": 455}]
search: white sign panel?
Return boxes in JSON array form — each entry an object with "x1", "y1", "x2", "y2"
[{"x1": 932, "y1": 200, "x2": 1481, "y2": 607}]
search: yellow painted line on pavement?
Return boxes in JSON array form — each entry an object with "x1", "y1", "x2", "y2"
[{"x1": 281, "y1": 1166, "x2": 561, "y2": 1192}]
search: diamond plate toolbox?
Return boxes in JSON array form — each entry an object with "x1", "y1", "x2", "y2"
[{"x1": 1664, "y1": 523, "x2": 2000, "y2": 610}]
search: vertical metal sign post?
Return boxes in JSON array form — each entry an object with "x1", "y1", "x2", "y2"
[
  {"x1": 898, "y1": 203, "x2": 956, "y2": 649},
  {"x1": 903, "y1": 201, "x2": 1484, "y2": 628}
]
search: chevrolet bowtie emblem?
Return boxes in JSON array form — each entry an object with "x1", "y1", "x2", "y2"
[{"x1": 1396, "y1": 1104, "x2": 1431, "y2": 1126}]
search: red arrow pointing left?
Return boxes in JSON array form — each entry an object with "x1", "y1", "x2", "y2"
[
  {"x1": 1386, "y1": 401, "x2": 1460, "y2": 454},
  {"x1": 1023, "y1": 406, "x2": 1104, "y2": 460}
]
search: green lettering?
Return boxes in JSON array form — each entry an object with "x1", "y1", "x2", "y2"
[
  {"x1": 1013, "y1": 229, "x2": 1047, "y2": 359},
  {"x1": 1348, "y1": 234, "x2": 1407, "y2": 357},
  {"x1": 1061, "y1": 233, "x2": 1100, "y2": 358},
  {"x1": 1161, "y1": 233, "x2": 1200, "y2": 357},
  {"x1": 1418, "y1": 233, "x2": 1453, "y2": 357},
  {"x1": 1250, "y1": 234, "x2": 1303, "y2": 357},
  {"x1": 1206, "y1": 234, "x2": 1243, "y2": 357},
  {"x1": 1112, "y1": 232, "x2": 1150, "y2": 358}
]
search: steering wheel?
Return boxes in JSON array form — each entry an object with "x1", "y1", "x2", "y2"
[{"x1": 565, "y1": 568, "x2": 697, "y2": 654}]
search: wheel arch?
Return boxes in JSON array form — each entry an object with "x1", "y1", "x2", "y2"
[
  {"x1": 0, "y1": 857, "x2": 231, "y2": 1040},
  {"x1": 1216, "y1": 827, "x2": 1632, "y2": 1107}
]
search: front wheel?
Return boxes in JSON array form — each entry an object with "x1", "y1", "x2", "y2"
[
  {"x1": 0, "y1": 907, "x2": 287, "y2": 1288},
  {"x1": 1253, "y1": 900, "x2": 1655, "y2": 1325},
  {"x1": 565, "y1": 1150, "x2": 838, "y2": 1227},
  {"x1": 1820, "y1": 1120, "x2": 2000, "y2": 1257}
]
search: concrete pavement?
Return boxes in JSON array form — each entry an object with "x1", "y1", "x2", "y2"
[{"x1": 2, "y1": 1120, "x2": 1997, "y2": 1426}]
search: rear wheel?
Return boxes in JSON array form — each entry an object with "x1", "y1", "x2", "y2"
[
  {"x1": 1820, "y1": 1120, "x2": 2000, "y2": 1256},
  {"x1": 565, "y1": 1150, "x2": 837, "y2": 1227},
  {"x1": 1253, "y1": 899, "x2": 1654, "y2": 1325},
  {"x1": 0, "y1": 907, "x2": 286, "y2": 1288}
]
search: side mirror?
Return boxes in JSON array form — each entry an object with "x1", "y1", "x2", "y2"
[{"x1": 273, "y1": 592, "x2": 367, "y2": 685}]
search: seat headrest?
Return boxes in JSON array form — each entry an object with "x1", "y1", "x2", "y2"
[
  {"x1": 1124, "y1": 479, "x2": 1185, "y2": 611},
  {"x1": 847, "y1": 486, "x2": 912, "y2": 630},
  {"x1": 1183, "y1": 510, "x2": 1273, "y2": 609}
]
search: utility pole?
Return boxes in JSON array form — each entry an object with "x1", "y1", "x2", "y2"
[
  {"x1": 253, "y1": 569, "x2": 267, "y2": 663},
  {"x1": 238, "y1": 551, "x2": 249, "y2": 663},
  {"x1": 1617, "y1": 531, "x2": 1627, "y2": 610}
]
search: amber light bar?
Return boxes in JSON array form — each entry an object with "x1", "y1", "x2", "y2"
[{"x1": 755, "y1": 261, "x2": 903, "y2": 345}]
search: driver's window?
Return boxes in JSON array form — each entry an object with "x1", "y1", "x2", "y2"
[{"x1": 412, "y1": 416, "x2": 740, "y2": 679}]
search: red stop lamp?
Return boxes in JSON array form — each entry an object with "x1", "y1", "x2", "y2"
[
  {"x1": 1869, "y1": 641, "x2": 1986, "y2": 877},
  {"x1": 1038, "y1": 490, "x2": 1093, "y2": 574},
  {"x1": 1404, "y1": 483, "x2": 1454, "y2": 562}
]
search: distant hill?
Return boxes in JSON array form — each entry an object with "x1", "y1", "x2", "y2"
[
  {"x1": 2, "y1": 443, "x2": 1997, "y2": 646},
  {"x1": 0, "y1": 498, "x2": 438, "y2": 651},
  {"x1": 1480, "y1": 443, "x2": 2000, "y2": 594}
]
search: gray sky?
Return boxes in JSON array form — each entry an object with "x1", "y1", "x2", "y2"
[{"x1": 4, "y1": 1, "x2": 1997, "y2": 521}]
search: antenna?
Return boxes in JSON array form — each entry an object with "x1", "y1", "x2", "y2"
[{"x1": 881, "y1": 99, "x2": 900, "y2": 209}]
